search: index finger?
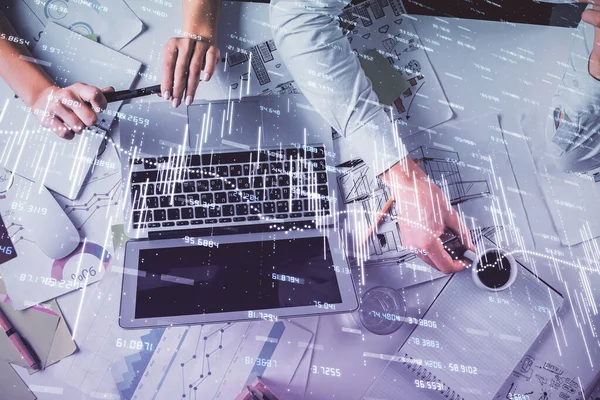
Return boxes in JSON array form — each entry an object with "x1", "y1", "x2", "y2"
[
  {"x1": 444, "y1": 209, "x2": 474, "y2": 252},
  {"x1": 161, "y1": 39, "x2": 179, "y2": 100},
  {"x1": 426, "y1": 238, "x2": 468, "y2": 274},
  {"x1": 583, "y1": 7, "x2": 600, "y2": 25},
  {"x1": 77, "y1": 84, "x2": 109, "y2": 112}
]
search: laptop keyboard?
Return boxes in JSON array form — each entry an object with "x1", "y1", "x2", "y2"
[{"x1": 128, "y1": 146, "x2": 332, "y2": 230}]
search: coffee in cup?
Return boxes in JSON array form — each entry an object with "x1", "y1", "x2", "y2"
[{"x1": 463, "y1": 248, "x2": 517, "y2": 291}]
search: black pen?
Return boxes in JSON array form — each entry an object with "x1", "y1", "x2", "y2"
[{"x1": 105, "y1": 84, "x2": 162, "y2": 103}]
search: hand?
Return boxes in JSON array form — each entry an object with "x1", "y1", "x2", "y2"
[
  {"x1": 380, "y1": 157, "x2": 474, "y2": 274},
  {"x1": 160, "y1": 36, "x2": 220, "y2": 108},
  {"x1": 581, "y1": 2, "x2": 600, "y2": 79},
  {"x1": 29, "y1": 83, "x2": 114, "y2": 140}
]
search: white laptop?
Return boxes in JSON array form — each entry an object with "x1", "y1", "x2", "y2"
[{"x1": 117, "y1": 96, "x2": 359, "y2": 328}]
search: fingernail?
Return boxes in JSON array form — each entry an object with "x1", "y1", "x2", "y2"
[
  {"x1": 203, "y1": 72, "x2": 211, "y2": 82},
  {"x1": 163, "y1": 91, "x2": 171, "y2": 100},
  {"x1": 185, "y1": 96, "x2": 193, "y2": 106},
  {"x1": 172, "y1": 98, "x2": 181, "y2": 108}
]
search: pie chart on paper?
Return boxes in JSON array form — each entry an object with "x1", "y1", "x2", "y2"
[{"x1": 51, "y1": 242, "x2": 111, "y2": 281}]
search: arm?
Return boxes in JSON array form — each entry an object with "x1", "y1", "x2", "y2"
[
  {"x1": 0, "y1": 12, "x2": 112, "y2": 139},
  {"x1": 547, "y1": 2, "x2": 600, "y2": 173},
  {"x1": 270, "y1": 0, "x2": 472, "y2": 273},
  {"x1": 584, "y1": 3, "x2": 600, "y2": 79},
  {"x1": 0, "y1": 12, "x2": 53, "y2": 109},
  {"x1": 161, "y1": 0, "x2": 222, "y2": 107}
]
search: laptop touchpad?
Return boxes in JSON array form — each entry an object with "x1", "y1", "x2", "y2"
[{"x1": 188, "y1": 100, "x2": 266, "y2": 152}]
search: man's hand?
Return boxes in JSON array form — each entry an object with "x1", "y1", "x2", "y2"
[
  {"x1": 380, "y1": 157, "x2": 474, "y2": 274},
  {"x1": 29, "y1": 83, "x2": 114, "y2": 140},
  {"x1": 582, "y1": 2, "x2": 600, "y2": 79},
  {"x1": 160, "y1": 36, "x2": 220, "y2": 108}
]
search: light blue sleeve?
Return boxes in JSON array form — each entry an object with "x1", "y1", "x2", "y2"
[
  {"x1": 548, "y1": 16, "x2": 600, "y2": 173},
  {"x1": 269, "y1": 0, "x2": 407, "y2": 175}
]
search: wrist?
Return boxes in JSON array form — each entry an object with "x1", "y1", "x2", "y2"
[
  {"x1": 24, "y1": 80, "x2": 56, "y2": 109},
  {"x1": 182, "y1": 0, "x2": 221, "y2": 42},
  {"x1": 178, "y1": 27, "x2": 217, "y2": 43}
]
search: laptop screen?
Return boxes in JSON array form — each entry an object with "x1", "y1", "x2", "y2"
[
  {"x1": 134, "y1": 237, "x2": 343, "y2": 319},
  {"x1": 403, "y1": 0, "x2": 585, "y2": 27}
]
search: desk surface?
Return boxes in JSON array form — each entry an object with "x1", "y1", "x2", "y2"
[{"x1": 7, "y1": 1, "x2": 600, "y2": 399}]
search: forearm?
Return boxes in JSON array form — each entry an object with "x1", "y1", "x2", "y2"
[
  {"x1": 547, "y1": 8, "x2": 600, "y2": 173},
  {"x1": 182, "y1": 0, "x2": 221, "y2": 40},
  {"x1": 0, "y1": 12, "x2": 53, "y2": 107},
  {"x1": 270, "y1": 0, "x2": 407, "y2": 175}
]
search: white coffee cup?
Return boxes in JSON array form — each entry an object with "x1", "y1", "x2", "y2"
[{"x1": 463, "y1": 248, "x2": 518, "y2": 291}]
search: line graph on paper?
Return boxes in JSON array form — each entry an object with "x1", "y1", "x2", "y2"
[
  {"x1": 128, "y1": 323, "x2": 253, "y2": 400},
  {"x1": 57, "y1": 173, "x2": 121, "y2": 232},
  {"x1": 53, "y1": 143, "x2": 123, "y2": 238},
  {"x1": 122, "y1": 321, "x2": 312, "y2": 400}
]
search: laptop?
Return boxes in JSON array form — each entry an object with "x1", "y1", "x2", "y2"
[
  {"x1": 118, "y1": 95, "x2": 359, "y2": 329},
  {"x1": 398, "y1": 0, "x2": 585, "y2": 28}
]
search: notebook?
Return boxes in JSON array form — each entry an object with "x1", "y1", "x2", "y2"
[{"x1": 363, "y1": 241, "x2": 564, "y2": 400}]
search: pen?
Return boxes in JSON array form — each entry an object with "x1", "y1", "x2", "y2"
[
  {"x1": 0, "y1": 307, "x2": 39, "y2": 370},
  {"x1": 359, "y1": 198, "x2": 395, "y2": 247},
  {"x1": 248, "y1": 387, "x2": 265, "y2": 400},
  {"x1": 104, "y1": 84, "x2": 162, "y2": 103}
]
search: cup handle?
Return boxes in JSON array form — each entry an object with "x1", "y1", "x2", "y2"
[{"x1": 463, "y1": 250, "x2": 478, "y2": 263}]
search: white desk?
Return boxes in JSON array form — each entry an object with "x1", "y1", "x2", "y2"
[
  {"x1": 13, "y1": 2, "x2": 600, "y2": 399},
  {"x1": 304, "y1": 15, "x2": 600, "y2": 399}
]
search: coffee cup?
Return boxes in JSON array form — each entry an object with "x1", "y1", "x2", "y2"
[{"x1": 463, "y1": 248, "x2": 518, "y2": 291}]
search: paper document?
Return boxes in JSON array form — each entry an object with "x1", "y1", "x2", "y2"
[
  {"x1": 20, "y1": 0, "x2": 143, "y2": 50},
  {"x1": 0, "y1": 22, "x2": 141, "y2": 199},
  {"x1": 0, "y1": 146, "x2": 116, "y2": 309},
  {"x1": 128, "y1": 320, "x2": 313, "y2": 400},
  {"x1": 364, "y1": 234, "x2": 564, "y2": 400},
  {"x1": 0, "y1": 361, "x2": 37, "y2": 400},
  {"x1": 0, "y1": 280, "x2": 60, "y2": 370}
]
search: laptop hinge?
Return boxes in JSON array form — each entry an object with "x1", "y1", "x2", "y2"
[{"x1": 147, "y1": 220, "x2": 318, "y2": 240}]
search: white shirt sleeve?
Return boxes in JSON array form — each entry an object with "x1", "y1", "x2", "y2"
[
  {"x1": 547, "y1": 12, "x2": 600, "y2": 172},
  {"x1": 269, "y1": 0, "x2": 408, "y2": 176}
]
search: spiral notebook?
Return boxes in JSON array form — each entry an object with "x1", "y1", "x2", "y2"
[{"x1": 363, "y1": 248, "x2": 563, "y2": 400}]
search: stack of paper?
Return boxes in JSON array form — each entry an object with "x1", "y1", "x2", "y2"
[{"x1": 0, "y1": 279, "x2": 77, "y2": 372}]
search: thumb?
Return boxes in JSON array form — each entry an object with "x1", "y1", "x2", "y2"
[
  {"x1": 582, "y1": 4, "x2": 600, "y2": 45},
  {"x1": 583, "y1": 6, "x2": 600, "y2": 78},
  {"x1": 102, "y1": 86, "x2": 115, "y2": 93}
]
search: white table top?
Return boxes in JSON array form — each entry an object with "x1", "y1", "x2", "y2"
[{"x1": 12, "y1": 1, "x2": 600, "y2": 399}]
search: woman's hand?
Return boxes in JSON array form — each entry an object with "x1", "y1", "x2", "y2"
[
  {"x1": 161, "y1": 0, "x2": 221, "y2": 107},
  {"x1": 160, "y1": 36, "x2": 220, "y2": 108},
  {"x1": 29, "y1": 83, "x2": 114, "y2": 140}
]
